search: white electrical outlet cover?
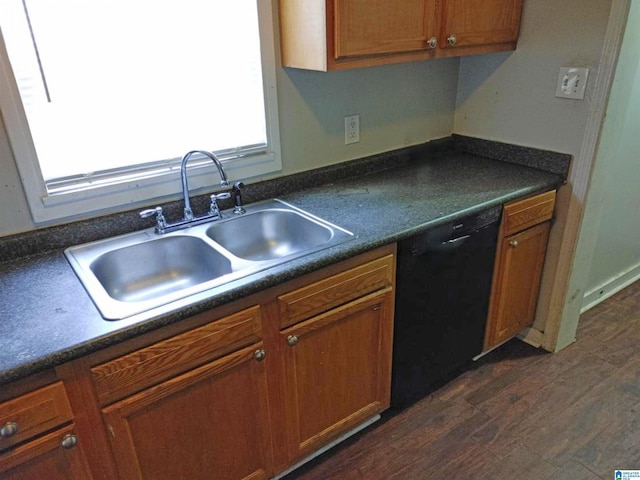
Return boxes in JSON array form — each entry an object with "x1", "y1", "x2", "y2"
[{"x1": 555, "y1": 67, "x2": 589, "y2": 100}]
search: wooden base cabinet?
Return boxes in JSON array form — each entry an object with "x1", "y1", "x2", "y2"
[
  {"x1": 280, "y1": 0, "x2": 523, "y2": 70},
  {"x1": 0, "y1": 425, "x2": 92, "y2": 480},
  {"x1": 280, "y1": 289, "x2": 394, "y2": 461},
  {"x1": 484, "y1": 191, "x2": 556, "y2": 351},
  {"x1": 56, "y1": 245, "x2": 397, "y2": 480},
  {"x1": 89, "y1": 305, "x2": 271, "y2": 480},
  {"x1": 0, "y1": 381, "x2": 92, "y2": 479},
  {"x1": 102, "y1": 344, "x2": 272, "y2": 480}
]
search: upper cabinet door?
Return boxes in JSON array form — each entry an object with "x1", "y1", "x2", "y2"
[
  {"x1": 334, "y1": 0, "x2": 437, "y2": 59},
  {"x1": 438, "y1": 0, "x2": 523, "y2": 50},
  {"x1": 279, "y1": 0, "x2": 523, "y2": 70}
]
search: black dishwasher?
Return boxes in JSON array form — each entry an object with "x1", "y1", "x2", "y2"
[{"x1": 391, "y1": 206, "x2": 501, "y2": 409}]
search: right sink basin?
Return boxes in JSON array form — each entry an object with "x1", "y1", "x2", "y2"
[{"x1": 206, "y1": 208, "x2": 335, "y2": 261}]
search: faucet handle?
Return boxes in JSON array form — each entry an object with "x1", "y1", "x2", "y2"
[
  {"x1": 139, "y1": 206, "x2": 167, "y2": 232},
  {"x1": 209, "y1": 192, "x2": 231, "y2": 217}
]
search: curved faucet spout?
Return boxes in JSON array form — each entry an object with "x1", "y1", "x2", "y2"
[{"x1": 181, "y1": 150, "x2": 230, "y2": 220}]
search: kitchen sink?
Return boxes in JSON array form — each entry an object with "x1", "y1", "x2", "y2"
[
  {"x1": 65, "y1": 199, "x2": 353, "y2": 320},
  {"x1": 206, "y1": 209, "x2": 333, "y2": 261}
]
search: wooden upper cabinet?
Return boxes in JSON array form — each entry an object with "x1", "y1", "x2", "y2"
[
  {"x1": 334, "y1": 0, "x2": 437, "y2": 59},
  {"x1": 279, "y1": 0, "x2": 523, "y2": 71},
  {"x1": 437, "y1": 0, "x2": 524, "y2": 54}
]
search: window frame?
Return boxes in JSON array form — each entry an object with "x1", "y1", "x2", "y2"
[{"x1": 0, "y1": 0, "x2": 281, "y2": 224}]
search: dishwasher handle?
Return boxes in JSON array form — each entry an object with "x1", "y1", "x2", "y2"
[
  {"x1": 436, "y1": 234, "x2": 470, "y2": 251},
  {"x1": 409, "y1": 233, "x2": 472, "y2": 255}
]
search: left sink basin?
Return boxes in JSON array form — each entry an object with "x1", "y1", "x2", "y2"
[
  {"x1": 65, "y1": 229, "x2": 243, "y2": 320},
  {"x1": 90, "y1": 236, "x2": 233, "y2": 303}
]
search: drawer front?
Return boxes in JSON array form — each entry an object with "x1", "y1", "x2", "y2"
[
  {"x1": 278, "y1": 254, "x2": 395, "y2": 329},
  {"x1": 0, "y1": 382, "x2": 73, "y2": 451},
  {"x1": 503, "y1": 190, "x2": 556, "y2": 236},
  {"x1": 91, "y1": 306, "x2": 262, "y2": 406}
]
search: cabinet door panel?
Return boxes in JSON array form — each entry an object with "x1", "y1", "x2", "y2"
[
  {"x1": 439, "y1": 0, "x2": 523, "y2": 49},
  {"x1": 334, "y1": 0, "x2": 437, "y2": 58},
  {"x1": 281, "y1": 289, "x2": 394, "y2": 459},
  {"x1": 103, "y1": 344, "x2": 271, "y2": 480},
  {"x1": 493, "y1": 222, "x2": 550, "y2": 345}
]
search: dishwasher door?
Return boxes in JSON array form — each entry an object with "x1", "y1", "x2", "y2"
[{"x1": 391, "y1": 207, "x2": 501, "y2": 409}]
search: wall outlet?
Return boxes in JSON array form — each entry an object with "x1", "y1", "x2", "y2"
[
  {"x1": 555, "y1": 67, "x2": 589, "y2": 100},
  {"x1": 345, "y1": 115, "x2": 360, "y2": 145}
]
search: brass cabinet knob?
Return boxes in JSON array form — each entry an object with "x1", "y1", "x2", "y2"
[
  {"x1": 254, "y1": 349, "x2": 266, "y2": 361},
  {"x1": 427, "y1": 37, "x2": 437, "y2": 49},
  {"x1": 287, "y1": 335, "x2": 298, "y2": 346},
  {"x1": 61, "y1": 434, "x2": 78, "y2": 449},
  {"x1": 447, "y1": 34, "x2": 457, "y2": 46},
  {"x1": 0, "y1": 422, "x2": 18, "y2": 438},
  {"x1": 509, "y1": 240, "x2": 519, "y2": 248}
]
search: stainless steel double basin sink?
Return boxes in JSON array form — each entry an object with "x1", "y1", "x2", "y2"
[{"x1": 65, "y1": 199, "x2": 353, "y2": 320}]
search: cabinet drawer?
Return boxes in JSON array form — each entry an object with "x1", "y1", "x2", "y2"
[
  {"x1": 278, "y1": 254, "x2": 395, "y2": 329},
  {"x1": 0, "y1": 382, "x2": 73, "y2": 451},
  {"x1": 503, "y1": 190, "x2": 556, "y2": 236},
  {"x1": 91, "y1": 306, "x2": 262, "y2": 405}
]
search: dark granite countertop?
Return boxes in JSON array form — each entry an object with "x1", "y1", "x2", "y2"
[{"x1": 0, "y1": 137, "x2": 568, "y2": 385}]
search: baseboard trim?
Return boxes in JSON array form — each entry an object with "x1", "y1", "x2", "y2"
[{"x1": 581, "y1": 261, "x2": 640, "y2": 313}]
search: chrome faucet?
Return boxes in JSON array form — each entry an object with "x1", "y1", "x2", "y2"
[
  {"x1": 140, "y1": 149, "x2": 237, "y2": 234},
  {"x1": 181, "y1": 150, "x2": 230, "y2": 221}
]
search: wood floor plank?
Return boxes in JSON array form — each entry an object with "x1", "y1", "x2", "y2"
[
  {"x1": 436, "y1": 339, "x2": 547, "y2": 404},
  {"x1": 288, "y1": 397, "x2": 481, "y2": 479},
  {"x1": 471, "y1": 354, "x2": 617, "y2": 457},
  {"x1": 577, "y1": 300, "x2": 638, "y2": 342},
  {"x1": 386, "y1": 411, "x2": 493, "y2": 480},
  {"x1": 475, "y1": 444, "x2": 557, "y2": 480},
  {"x1": 545, "y1": 460, "x2": 603, "y2": 480},
  {"x1": 458, "y1": 343, "x2": 548, "y2": 407},
  {"x1": 522, "y1": 362, "x2": 640, "y2": 468},
  {"x1": 572, "y1": 415, "x2": 640, "y2": 478}
]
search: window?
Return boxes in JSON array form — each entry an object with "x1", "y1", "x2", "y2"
[{"x1": 0, "y1": 0, "x2": 281, "y2": 223}]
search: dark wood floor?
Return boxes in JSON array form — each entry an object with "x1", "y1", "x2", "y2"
[{"x1": 285, "y1": 281, "x2": 640, "y2": 479}]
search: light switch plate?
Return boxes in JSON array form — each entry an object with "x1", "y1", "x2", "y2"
[{"x1": 555, "y1": 67, "x2": 589, "y2": 100}]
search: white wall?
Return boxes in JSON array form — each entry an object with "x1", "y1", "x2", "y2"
[
  {"x1": 455, "y1": 0, "x2": 611, "y2": 156},
  {"x1": 0, "y1": 114, "x2": 32, "y2": 233},
  {"x1": 274, "y1": 59, "x2": 458, "y2": 176},
  {"x1": 582, "y1": 0, "x2": 640, "y2": 309}
]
